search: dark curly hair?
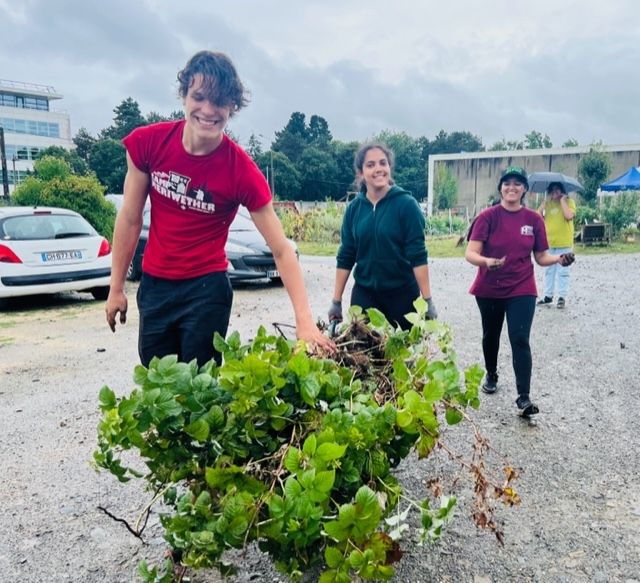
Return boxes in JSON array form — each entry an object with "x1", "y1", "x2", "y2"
[{"x1": 177, "y1": 51, "x2": 249, "y2": 114}]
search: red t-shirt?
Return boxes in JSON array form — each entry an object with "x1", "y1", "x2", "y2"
[
  {"x1": 468, "y1": 205, "x2": 548, "y2": 298},
  {"x1": 123, "y1": 121, "x2": 272, "y2": 279}
]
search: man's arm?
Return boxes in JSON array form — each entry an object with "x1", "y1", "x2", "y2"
[
  {"x1": 250, "y1": 203, "x2": 334, "y2": 350},
  {"x1": 105, "y1": 153, "x2": 150, "y2": 332}
]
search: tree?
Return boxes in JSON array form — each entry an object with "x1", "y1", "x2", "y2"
[
  {"x1": 430, "y1": 130, "x2": 484, "y2": 154},
  {"x1": 89, "y1": 138, "x2": 127, "y2": 193},
  {"x1": 331, "y1": 140, "x2": 360, "y2": 199},
  {"x1": 434, "y1": 165, "x2": 458, "y2": 210},
  {"x1": 257, "y1": 151, "x2": 301, "y2": 200},
  {"x1": 524, "y1": 131, "x2": 553, "y2": 150},
  {"x1": 307, "y1": 115, "x2": 332, "y2": 149},
  {"x1": 145, "y1": 110, "x2": 184, "y2": 124},
  {"x1": 272, "y1": 112, "x2": 309, "y2": 163},
  {"x1": 578, "y1": 145, "x2": 613, "y2": 204},
  {"x1": 297, "y1": 147, "x2": 339, "y2": 201},
  {"x1": 11, "y1": 157, "x2": 115, "y2": 239},
  {"x1": 562, "y1": 138, "x2": 579, "y2": 148},
  {"x1": 245, "y1": 133, "x2": 263, "y2": 161},
  {"x1": 101, "y1": 97, "x2": 146, "y2": 140},
  {"x1": 73, "y1": 127, "x2": 96, "y2": 162},
  {"x1": 38, "y1": 146, "x2": 89, "y2": 176},
  {"x1": 489, "y1": 139, "x2": 524, "y2": 151}
]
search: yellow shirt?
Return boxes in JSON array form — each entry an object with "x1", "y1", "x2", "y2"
[{"x1": 544, "y1": 198, "x2": 576, "y2": 247}]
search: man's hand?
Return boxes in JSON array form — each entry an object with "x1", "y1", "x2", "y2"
[
  {"x1": 105, "y1": 289, "x2": 128, "y2": 332},
  {"x1": 424, "y1": 297, "x2": 438, "y2": 320},
  {"x1": 559, "y1": 252, "x2": 575, "y2": 267},
  {"x1": 328, "y1": 299, "x2": 343, "y2": 322},
  {"x1": 297, "y1": 319, "x2": 336, "y2": 352}
]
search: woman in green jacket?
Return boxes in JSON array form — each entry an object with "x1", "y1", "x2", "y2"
[{"x1": 328, "y1": 143, "x2": 437, "y2": 330}]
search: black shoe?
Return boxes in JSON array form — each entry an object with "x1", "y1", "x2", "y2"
[
  {"x1": 516, "y1": 395, "x2": 539, "y2": 417},
  {"x1": 482, "y1": 372, "x2": 499, "y2": 394},
  {"x1": 537, "y1": 296, "x2": 553, "y2": 306},
  {"x1": 557, "y1": 297, "x2": 566, "y2": 309}
]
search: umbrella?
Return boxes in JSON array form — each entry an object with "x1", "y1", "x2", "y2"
[{"x1": 527, "y1": 171, "x2": 583, "y2": 193}]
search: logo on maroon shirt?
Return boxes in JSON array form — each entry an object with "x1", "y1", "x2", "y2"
[
  {"x1": 520, "y1": 225, "x2": 534, "y2": 236},
  {"x1": 151, "y1": 171, "x2": 216, "y2": 214}
]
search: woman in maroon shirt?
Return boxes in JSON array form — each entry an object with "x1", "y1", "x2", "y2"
[{"x1": 465, "y1": 166, "x2": 574, "y2": 417}]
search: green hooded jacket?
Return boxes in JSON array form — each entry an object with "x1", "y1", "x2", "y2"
[{"x1": 336, "y1": 185, "x2": 428, "y2": 291}]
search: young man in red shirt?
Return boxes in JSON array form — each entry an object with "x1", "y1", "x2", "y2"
[{"x1": 105, "y1": 51, "x2": 332, "y2": 366}]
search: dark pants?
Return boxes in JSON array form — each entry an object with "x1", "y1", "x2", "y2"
[
  {"x1": 351, "y1": 281, "x2": 420, "y2": 331},
  {"x1": 137, "y1": 271, "x2": 233, "y2": 368},
  {"x1": 475, "y1": 296, "x2": 536, "y2": 396}
]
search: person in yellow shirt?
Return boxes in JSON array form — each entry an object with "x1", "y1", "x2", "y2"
[{"x1": 536, "y1": 182, "x2": 577, "y2": 308}]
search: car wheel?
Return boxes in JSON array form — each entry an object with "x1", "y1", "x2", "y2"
[
  {"x1": 90, "y1": 286, "x2": 110, "y2": 301},
  {"x1": 127, "y1": 260, "x2": 142, "y2": 282},
  {"x1": 270, "y1": 277, "x2": 284, "y2": 286}
]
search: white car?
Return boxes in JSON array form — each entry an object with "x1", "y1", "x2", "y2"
[{"x1": 0, "y1": 206, "x2": 112, "y2": 303}]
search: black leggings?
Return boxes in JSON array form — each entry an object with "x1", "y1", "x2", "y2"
[
  {"x1": 351, "y1": 281, "x2": 419, "y2": 331},
  {"x1": 475, "y1": 296, "x2": 536, "y2": 396}
]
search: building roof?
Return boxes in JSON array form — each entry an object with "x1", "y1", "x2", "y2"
[{"x1": 0, "y1": 79, "x2": 62, "y2": 100}]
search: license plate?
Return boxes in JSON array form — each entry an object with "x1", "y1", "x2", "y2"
[
  {"x1": 41, "y1": 250, "x2": 83, "y2": 262},
  {"x1": 266, "y1": 270, "x2": 279, "y2": 278}
]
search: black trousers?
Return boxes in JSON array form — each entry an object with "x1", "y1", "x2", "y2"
[
  {"x1": 475, "y1": 295, "x2": 536, "y2": 396},
  {"x1": 351, "y1": 281, "x2": 420, "y2": 331},
  {"x1": 137, "y1": 271, "x2": 233, "y2": 368}
]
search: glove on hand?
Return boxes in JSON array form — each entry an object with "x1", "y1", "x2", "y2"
[
  {"x1": 328, "y1": 299, "x2": 343, "y2": 322},
  {"x1": 424, "y1": 297, "x2": 438, "y2": 320},
  {"x1": 559, "y1": 252, "x2": 575, "y2": 267}
]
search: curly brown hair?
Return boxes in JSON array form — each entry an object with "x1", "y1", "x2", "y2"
[{"x1": 177, "y1": 51, "x2": 249, "y2": 114}]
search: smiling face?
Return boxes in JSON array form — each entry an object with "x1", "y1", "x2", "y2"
[
  {"x1": 182, "y1": 74, "x2": 233, "y2": 154},
  {"x1": 500, "y1": 177, "x2": 527, "y2": 207},
  {"x1": 359, "y1": 147, "x2": 392, "y2": 192}
]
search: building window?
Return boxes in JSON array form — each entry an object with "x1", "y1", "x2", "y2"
[
  {"x1": 0, "y1": 92, "x2": 49, "y2": 111},
  {"x1": 0, "y1": 117, "x2": 60, "y2": 138}
]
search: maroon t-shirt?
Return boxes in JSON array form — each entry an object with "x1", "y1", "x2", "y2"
[
  {"x1": 123, "y1": 121, "x2": 272, "y2": 279},
  {"x1": 468, "y1": 205, "x2": 548, "y2": 298}
]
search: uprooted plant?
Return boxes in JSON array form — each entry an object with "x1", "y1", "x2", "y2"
[{"x1": 93, "y1": 299, "x2": 519, "y2": 582}]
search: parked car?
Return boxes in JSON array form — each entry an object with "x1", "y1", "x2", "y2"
[
  {"x1": 0, "y1": 206, "x2": 112, "y2": 302},
  {"x1": 106, "y1": 195, "x2": 295, "y2": 284}
]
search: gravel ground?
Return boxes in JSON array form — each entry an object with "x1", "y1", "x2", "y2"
[{"x1": 0, "y1": 254, "x2": 639, "y2": 583}]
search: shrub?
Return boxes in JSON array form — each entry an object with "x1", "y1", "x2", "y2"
[
  {"x1": 95, "y1": 304, "x2": 516, "y2": 582},
  {"x1": 600, "y1": 192, "x2": 640, "y2": 236},
  {"x1": 11, "y1": 156, "x2": 115, "y2": 240}
]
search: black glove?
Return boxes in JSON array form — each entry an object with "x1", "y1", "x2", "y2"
[
  {"x1": 424, "y1": 297, "x2": 438, "y2": 320},
  {"x1": 328, "y1": 299, "x2": 343, "y2": 322},
  {"x1": 559, "y1": 253, "x2": 575, "y2": 267}
]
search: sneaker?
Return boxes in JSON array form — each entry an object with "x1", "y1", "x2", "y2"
[
  {"x1": 516, "y1": 395, "x2": 539, "y2": 417},
  {"x1": 482, "y1": 372, "x2": 499, "y2": 394},
  {"x1": 537, "y1": 296, "x2": 553, "y2": 306},
  {"x1": 557, "y1": 297, "x2": 566, "y2": 309}
]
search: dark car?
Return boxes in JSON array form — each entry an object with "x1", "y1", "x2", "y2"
[{"x1": 106, "y1": 195, "x2": 294, "y2": 284}]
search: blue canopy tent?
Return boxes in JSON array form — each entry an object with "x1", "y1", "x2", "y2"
[{"x1": 600, "y1": 166, "x2": 640, "y2": 193}]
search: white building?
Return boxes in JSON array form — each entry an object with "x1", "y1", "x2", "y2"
[{"x1": 0, "y1": 79, "x2": 73, "y2": 193}]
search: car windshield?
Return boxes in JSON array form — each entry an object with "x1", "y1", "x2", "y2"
[
  {"x1": 0, "y1": 214, "x2": 96, "y2": 241},
  {"x1": 230, "y1": 212, "x2": 255, "y2": 231}
]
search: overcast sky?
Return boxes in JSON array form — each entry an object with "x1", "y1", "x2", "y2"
[{"x1": 2, "y1": 0, "x2": 639, "y2": 149}]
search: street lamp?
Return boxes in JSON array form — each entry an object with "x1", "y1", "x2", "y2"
[{"x1": 12, "y1": 155, "x2": 17, "y2": 186}]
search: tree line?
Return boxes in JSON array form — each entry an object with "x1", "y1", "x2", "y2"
[{"x1": 40, "y1": 97, "x2": 585, "y2": 204}]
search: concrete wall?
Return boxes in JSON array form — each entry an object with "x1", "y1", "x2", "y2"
[{"x1": 428, "y1": 145, "x2": 640, "y2": 216}]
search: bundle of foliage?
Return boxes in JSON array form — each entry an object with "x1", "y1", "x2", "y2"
[
  {"x1": 94, "y1": 301, "x2": 518, "y2": 582},
  {"x1": 425, "y1": 214, "x2": 468, "y2": 237},
  {"x1": 11, "y1": 156, "x2": 115, "y2": 240},
  {"x1": 600, "y1": 192, "x2": 640, "y2": 236}
]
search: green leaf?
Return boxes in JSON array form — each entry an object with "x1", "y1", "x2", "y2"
[
  {"x1": 185, "y1": 418, "x2": 210, "y2": 442},
  {"x1": 284, "y1": 448, "x2": 302, "y2": 474},
  {"x1": 98, "y1": 386, "x2": 116, "y2": 410},
  {"x1": 315, "y1": 442, "x2": 347, "y2": 463},
  {"x1": 324, "y1": 546, "x2": 343, "y2": 569},
  {"x1": 445, "y1": 406, "x2": 463, "y2": 425},
  {"x1": 314, "y1": 470, "x2": 335, "y2": 493},
  {"x1": 366, "y1": 307, "x2": 388, "y2": 328},
  {"x1": 302, "y1": 434, "x2": 317, "y2": 457}
]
